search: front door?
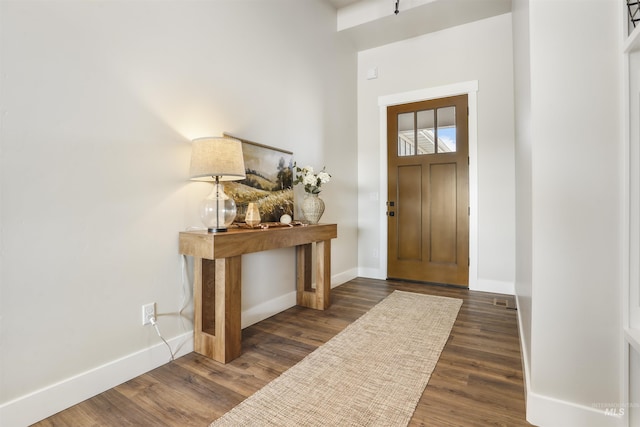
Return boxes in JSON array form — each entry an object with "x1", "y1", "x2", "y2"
[{"x1": 386, "y1": 95, "x2": 469, "y2": 287}]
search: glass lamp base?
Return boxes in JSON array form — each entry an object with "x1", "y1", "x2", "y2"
[
  {"x1": 200, "y1": 182, "x2": 237, "y2": 232},
  {"x1": 207, "y1": 227, "x2": 228, "y2": 233}
]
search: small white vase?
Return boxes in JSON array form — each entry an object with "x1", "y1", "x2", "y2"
[{"x1": 301, "y1": 193, "x2": 325, "y2": 224}]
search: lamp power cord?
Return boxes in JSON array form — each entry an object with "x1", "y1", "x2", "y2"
[
  {"x1": 149, "y1": 316, "x2": 175, "y2": 361},
  {"x1": 145, "y1": 247, "x2": 197, "y2": 363}
]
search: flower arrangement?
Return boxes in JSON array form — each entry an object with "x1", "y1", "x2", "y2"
[{"x1": 293, "y1": 164, "x2": 331, "y2": 194}]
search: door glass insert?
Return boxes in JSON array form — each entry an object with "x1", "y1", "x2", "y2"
[
  {"x1": 436, "y1": 106, "x2": 456, "y2": 153},
  {"x1": 417, "y1": 109, "x2": 435, "y2": 154},
  {"x1": 397, "y1": 106, "x2": 457, "y2": 156},
  {"x1": 397, "y1": 112, "x2": 415, "y2": 156}
]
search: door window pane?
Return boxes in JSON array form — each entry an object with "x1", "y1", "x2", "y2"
[
  {"x1": 397, "y1": 105, "x2": 457, "y2": 156},
  {"x1": 436, "y1": 106, "x2": 456, "y2": 153},
  {"x1": 397, "y1": 112, "x2": 415, "y2": 156},
  {"x1": 416, "y1": 109, "x2": 435, "y2": 154}
]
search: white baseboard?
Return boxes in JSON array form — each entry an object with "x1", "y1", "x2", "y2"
[
  {"x1": 515, "y1": 295, "x2": 623, "y2": 427},
  {"x1": 526, "y1": 389, "x2": 623, "y2": 427},
  {"x1": 472, "y1": 278, "x2": 515, "y2": 295},
  {"x1": 357, "y1": 267, "x2": 385, "y2": 280},
  {"x1": 1, "y1": 267, "x2": 359, "y2": 427},
  {"x1": 242, "y1": 268, "x2": 358, "y2": 328},
  {"x1": 242, "y1": 290, "x2": 297, "y2": 328},
  {"x1": 332, "y1": 267, "x2": 358, "y2": 287},
  {"x1": 357, "y1": 267, "x2": 516, "y2": 296},
  {"x1": 0, "y1": 332, "x2": 194, "y2": 427}
]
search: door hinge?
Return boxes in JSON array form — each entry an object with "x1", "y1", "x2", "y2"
[{"x1": 468, "y1": 206, "x2": 470, "y2": 216}]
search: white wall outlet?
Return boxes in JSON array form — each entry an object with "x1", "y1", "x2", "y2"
[{"x1": 142, "y1": 302, "x2": 156, "y2": 326}]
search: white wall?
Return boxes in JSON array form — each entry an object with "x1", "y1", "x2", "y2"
[
  {"x1": 356, "y1": 13, "x2": 516, "y2": 294},
  {"x1": 512, "y1": 0, "x2": 533, "y2": 398},
  {"x1": 514, "y1": 1, "x2": 623, "y2": 425},
  {"x1": 0, "y1": 1, "x2": 357, "y2": 425}
]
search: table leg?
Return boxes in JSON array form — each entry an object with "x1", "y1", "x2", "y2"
[
  {"x1": 296, "y1": 240, "x2": 331, "y2": 310},
  {"x1": 193, "y1": 256, "x2": 242, "y2": 363}
]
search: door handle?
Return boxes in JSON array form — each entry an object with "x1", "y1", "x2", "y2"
[{"x1": 388, "y1": 211, "x2": 395, "y2": 216}]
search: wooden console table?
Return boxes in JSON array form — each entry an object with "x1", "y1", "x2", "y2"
[{"x1": 178, "y1": 223, "x2": 337, "y2": 363}]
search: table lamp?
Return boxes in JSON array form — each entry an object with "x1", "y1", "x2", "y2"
[{"x1": 190, "y1": 136, "x2": 246, "y2": 232}]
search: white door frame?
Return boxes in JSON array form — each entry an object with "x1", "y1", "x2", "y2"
[{"x1": 378, "y1": 80, "x2": 479, "y2": 290}]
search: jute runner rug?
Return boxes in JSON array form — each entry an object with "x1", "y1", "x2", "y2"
[{"x1": 210, "y1": 290, "x2": 462, "y2": 427}]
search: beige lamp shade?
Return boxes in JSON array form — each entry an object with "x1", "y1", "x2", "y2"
[{"x1": 189, "y1": 137, "x2": 246, "y2": 181}]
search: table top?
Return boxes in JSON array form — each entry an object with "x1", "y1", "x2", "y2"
[{"x1": 179, "y1": 223, "x2": 337, "y2": 259}]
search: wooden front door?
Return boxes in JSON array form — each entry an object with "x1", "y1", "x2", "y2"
[{"x1": 386, "y1": 95, "x2": 469, "y2": 287}]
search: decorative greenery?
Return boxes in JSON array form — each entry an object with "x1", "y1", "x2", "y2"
[{"x1": 293, "y1": 163, "x2": 331, "y2": 194}]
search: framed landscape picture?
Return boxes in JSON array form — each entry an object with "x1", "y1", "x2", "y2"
[{"x1": 223, "y1": 133, "x2": 294, "y2": 223}]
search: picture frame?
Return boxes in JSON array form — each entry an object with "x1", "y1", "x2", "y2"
[{"x1": 223, "y1": 133, "x2": 294, "y2": 223}]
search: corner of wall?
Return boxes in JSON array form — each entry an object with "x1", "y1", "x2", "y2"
[
  {"x1": 472, "y1": 278, "x2": 515, "y2": 295},
  {"x1": 332, "y1": 268, "x2": 359, "y2": 287}
]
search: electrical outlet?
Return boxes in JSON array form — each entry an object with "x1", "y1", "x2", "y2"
[{"x1": 142, "y1": 302, "x2": 156, "y2": 326}]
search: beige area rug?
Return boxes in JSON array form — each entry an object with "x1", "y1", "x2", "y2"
[{"x1": 210, "y1": 290, "x2": 462, "y2": 427}]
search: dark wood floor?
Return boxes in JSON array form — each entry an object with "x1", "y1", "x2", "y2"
[{"x1": 34, "y1": 277, "x2": 530, "y2": 426}]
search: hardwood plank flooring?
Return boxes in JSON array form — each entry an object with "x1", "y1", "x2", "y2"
[{"x1": 33, "y1": 277, "x2": 530, "y2": 426}]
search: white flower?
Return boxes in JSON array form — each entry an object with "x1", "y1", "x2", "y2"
[
  {"x1": 318, "y1": 171, "x2": 331, "y2": 184},
  {"x1": 293, "y1": 163, "x2": 331, "y2": 194}
]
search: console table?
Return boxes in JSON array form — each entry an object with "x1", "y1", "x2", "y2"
[{"x1": 178, "y1": 223, "x2": 338, "y2": 363}]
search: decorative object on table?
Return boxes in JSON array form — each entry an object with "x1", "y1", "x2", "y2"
[
  {"x1": 301, "y1": 194, "x2": 325, "y2": 225},
  {"x1": 244, "y1": 202, "x2": 261, "y2": 227},
  {"x1": 235, "y1": 220, "x2": 306, "y2": 229},
  {"x1": 223, "y1": 133, "x2": 294, "y2": 222},
  {"x1": 189, "y1": 136, "x2": 245, "y2": 232},
  {"x1": 280, "y1": 214, "x2": 292, "y2": 224},
  {"x1": 294, "y1": 164, "x2": 331, "y2": 224}
]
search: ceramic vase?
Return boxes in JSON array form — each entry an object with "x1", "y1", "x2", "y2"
[{"x1": 301, "y1": 193, "x2": 325, "y2": 224}]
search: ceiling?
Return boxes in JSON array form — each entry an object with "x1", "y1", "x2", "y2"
[
  {"x1": 327, "y1": 0, "x2": 361, "y2": 9},
  {"x1": 330, "y1": 0, "x2": 512, "y2": 51}
]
